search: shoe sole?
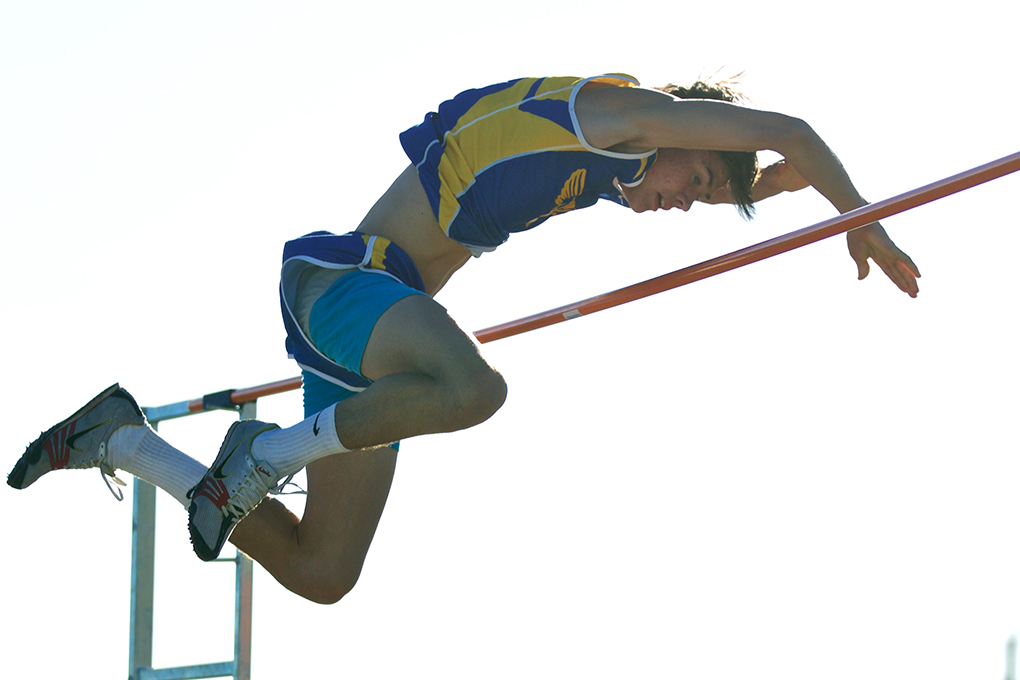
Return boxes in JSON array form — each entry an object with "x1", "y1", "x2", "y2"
[{"x1": 7, "y1": 383, "x2": 143, "y2": 489}]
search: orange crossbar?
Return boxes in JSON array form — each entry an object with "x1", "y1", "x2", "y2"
[
  {"x1": 182, "y1": 150, "x2": 1020, "y2": 414},
  {"x1": 475, "y1": 150, "x2": 1020, "y2": 342},
  {"x1": 185, "y1": 377, "x2": 303, "y2": 413}
]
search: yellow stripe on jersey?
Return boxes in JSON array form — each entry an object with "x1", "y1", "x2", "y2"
[
  {"x1": 400, "y1": 75, "x2": 655, "y2": 251},
  {"x1": 369, "y1": 236, "x2": 388, "y2": 271},
  {"x1": 435, "y1": 78, "x2": 588, "y2": 230}
]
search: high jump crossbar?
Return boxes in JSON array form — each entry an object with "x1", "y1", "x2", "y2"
[{"x1": 143, "y1": 149, "x2": 1020, "y2": 422}]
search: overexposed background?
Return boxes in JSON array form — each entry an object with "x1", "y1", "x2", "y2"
[{"x1": 3, "y1": 2, "x2": 1019, "y2": 678}]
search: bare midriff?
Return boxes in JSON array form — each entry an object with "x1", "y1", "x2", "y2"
[{"x1": 355, "y1": 165, "x2": 472, "y2": 297}]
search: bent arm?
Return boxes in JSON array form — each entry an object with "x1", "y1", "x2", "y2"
[
  {"x1": 574, "y1": 84, "x2": 920, "y2": 297},
  {"x1": 575, "y1": 85, "x2": 868, "y2": 214}
]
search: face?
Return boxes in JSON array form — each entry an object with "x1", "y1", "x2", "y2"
[{"x1": 620, "y1": 149, "x2": 729, "y2": 213}]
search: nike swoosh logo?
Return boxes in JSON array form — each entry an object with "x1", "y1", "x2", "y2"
[
  {"x1": 66, "y1": 420, "x2": 112, "y2": 450},
  {"x1": 313, "y1": 413, "x2": 320, "y2": 436},
  {"x1": 212, "y1": 439, "x2": 245, "y2": 480}
]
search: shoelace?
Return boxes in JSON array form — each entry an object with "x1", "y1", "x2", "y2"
[
  {"x1": 220, "y1": 471, "x2": 308, "y2": 520},
  {"x1": 99, "y1": 465, "x2": 127, "y2": 501},
  {"x1": 64, "y1": 441, "x2": 126, "y2": 501},
  {"x1": 221, "y1": 467, "x2": 275, "y2": 520},
  {"x1": 269, "y1": 474, "x2": 306, "y2": 496}
]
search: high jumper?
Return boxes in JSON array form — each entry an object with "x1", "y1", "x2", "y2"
[{"x1": 8, "y1": 74, "x2": 919, "y2": 604}]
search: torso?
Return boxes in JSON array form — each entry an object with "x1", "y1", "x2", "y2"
[
  {"x1": 398, "y1": 75, "x2": 655, "y2": 257},
  {"x1": 355, "y1": 164, "x2": 471, "y2": 297},
  {"x1": 355, "y1": 75, "x2": 659, "y2": 297}
]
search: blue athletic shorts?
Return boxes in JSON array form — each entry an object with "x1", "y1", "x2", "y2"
[{"x1": 301, "y1": 269, "x2": 427, "y2": 430}]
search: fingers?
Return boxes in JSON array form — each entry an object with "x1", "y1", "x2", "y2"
[
  {"x1": 901, "y1": 252, "x2": 922, "y2": 279},
  {"x1": 896, "y1": 260, "x2": 920, "y2": 298},
  {"x1": 892, "y1": 262, "x2": 919, "y2": 298},
  {"x1": 876, "y1": 243, "x2": 921, "y2": 296},
  {"x1": 873, "y1": 257, "x2": 920, "y2": 298},
  {"x1": 848, "y1": 225, "x2": 921, "y2": 297}
]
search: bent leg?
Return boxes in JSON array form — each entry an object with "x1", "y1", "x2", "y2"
[
  {"x1": 327, "y1": 292, "x2": 508, "y2": 449},
  {"x1": 229, "y1": 446, "x2": 397, "y2": 604},
  {"x1": 227, "y1": 276, "x2": 506, "y2": 602},
  {"x1": 249, "y1": 276, "x2": 507, "y2": 476}
]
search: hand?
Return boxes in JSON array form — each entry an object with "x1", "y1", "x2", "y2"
[
  {"x1": 716, "y1": 160, "x2": 808, "y2": 204},
  {"x1": 759, "y1": 159, "x2": 809, "y2": 194},
  {"x1": 846, "y1": 222, "x2": 921, "y2": 297}
]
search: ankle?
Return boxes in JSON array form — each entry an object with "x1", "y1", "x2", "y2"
[
  {"x1": 105, "y1": 424, "x2": 150, "y2": 469},
  {"x1": 250, "y1": 404, "x2": 349, "y2": 477}
]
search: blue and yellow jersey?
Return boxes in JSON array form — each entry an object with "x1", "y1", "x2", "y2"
[{"x1": 399, "y1": 75, "x2": 656, "y2": 254}]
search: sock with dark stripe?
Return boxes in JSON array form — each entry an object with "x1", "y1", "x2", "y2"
[{"x1": 249, "y1": 403, "x2": 351, "y2": 477}]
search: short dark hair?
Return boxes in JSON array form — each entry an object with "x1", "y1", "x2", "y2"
[{"x1": 656, "y1": 79, "x2": 760, "y2": 220}]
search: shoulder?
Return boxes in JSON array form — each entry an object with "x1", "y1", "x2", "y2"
[{"x1": 573, "y1": 82, "x2": 676, "y2": 153}]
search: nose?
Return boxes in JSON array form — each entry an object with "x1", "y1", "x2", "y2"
[{"x1": 676, "y1": 195, "x2": 692, "y2": 212}]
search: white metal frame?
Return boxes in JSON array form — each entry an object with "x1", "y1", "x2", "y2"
[{"x1": 129, "y1": 401, "x2": 257, "y2": 680}]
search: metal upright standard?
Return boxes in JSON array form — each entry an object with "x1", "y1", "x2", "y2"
[
  {"x1": 1007, "y1": 637, "x2": 1017, "y2": 680},
  {"x1": 129, "y1": 400, "x2": 257, "y2": 680},
  {"x1": 124, "y1": 150, "x2": 1020, "y2": 679}
]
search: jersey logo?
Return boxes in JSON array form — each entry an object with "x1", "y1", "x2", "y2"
[
  {"x1": 556, "y1": 168, "x2": 586, "y2": 211},
  {"x1": 526, "y1": 169, "x2": 587, "y2": 227}
]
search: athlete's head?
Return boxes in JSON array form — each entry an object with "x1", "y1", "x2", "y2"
[
  {"x1": 619, "y1": 148, "x2": 730, "y2": 214},
  {"x1": 656, "y1": 79, "x2": 760, "y2": 219}
]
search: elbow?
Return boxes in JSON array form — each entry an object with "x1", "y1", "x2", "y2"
[{"x1": 770, "y1": 114, "x2": 818, "y2": 156}]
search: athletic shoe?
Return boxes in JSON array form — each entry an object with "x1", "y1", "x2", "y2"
[
  {"x1": 7, "y1": 383, "x2": 146, "y2": 500},
  {"x1": 187, "y1": 419, "x2": 282, "y2": 561}
]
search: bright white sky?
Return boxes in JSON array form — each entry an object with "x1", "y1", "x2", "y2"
[{"x1": 3, "y1": 2, "x2": 1020, "y2": 679}]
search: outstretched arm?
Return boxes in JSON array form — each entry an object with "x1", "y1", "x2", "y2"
[
  {"x1": 576, "y1": 86, "x2": 869, "y2": 213},
  {"x1": 574, "y1": 85, "x2": 921, "y2": 296},
  {"x1": 707, "y1": 159, "x2": 920, "y2": 297}
]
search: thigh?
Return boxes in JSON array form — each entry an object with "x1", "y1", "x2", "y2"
[
  {"x1": 359, "y1": 290, "x2": 492, "y2": 382},
  {"x1": 308, "y1": 269, "x2": 428, "y2": 378}
]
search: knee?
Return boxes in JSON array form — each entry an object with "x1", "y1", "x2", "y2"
[
  {"x1": 447, "y1": 363, "x2": 507, "y2": 427},
  {"x1": 305, "y1": 579, "x2": 357, "y2": 606},
  {"x1": 297, "y1": 564, "x2": 362, "y2": 605}
]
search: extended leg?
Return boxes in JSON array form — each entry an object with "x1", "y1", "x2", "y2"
[
  {"x1": 7, "y1": 384, "x2": 204, "y2": 507},
  {"x1": 190, "y1": 291, "x2": 507, "y2": 571}
]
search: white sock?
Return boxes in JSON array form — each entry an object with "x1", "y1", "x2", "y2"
[
  {"x1": 250, "y1": 403, "x2": 350, "y2": 478},
  {"x1": 106, "y1": 424, "x2": 207, "y2": 508}
]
